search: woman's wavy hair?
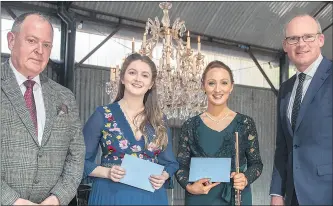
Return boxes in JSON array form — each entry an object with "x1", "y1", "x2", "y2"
[{"x1": 113, "y1": 53, "x2": 168, "y2": 150}]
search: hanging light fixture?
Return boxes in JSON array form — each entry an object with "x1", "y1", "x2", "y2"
[
  {"x1": 139, "y1": 2, "x2": 207, "y2": 120},
  {"x1": 105, "y1": 2, "x2": 207, "y2": 120}
]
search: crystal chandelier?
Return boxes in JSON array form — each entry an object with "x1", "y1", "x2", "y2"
[
  {"x1": 106, "y1": 2, "x2": 207, "y2": 120},
  {"x1": 139, "y1": 2, "x2": 206, "y2": 120},
  {"x1": 105, "y1": 65, "x2": 120, "y2": 102}
]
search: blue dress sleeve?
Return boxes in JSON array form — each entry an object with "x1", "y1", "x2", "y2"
[
  {"x1": 157, "y1": 127, "x2": 180, "y2": 189},
  {"x1": 83, "y1": 107, "x2": 105, "y2": 178}
]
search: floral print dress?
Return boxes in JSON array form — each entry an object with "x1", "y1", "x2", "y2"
[
  {"x1": 175, "y1": 113, "x2": 263, "y2": 205},
  {"x1": 83, "y1": 102, "x2": 179, "y2": 205}
]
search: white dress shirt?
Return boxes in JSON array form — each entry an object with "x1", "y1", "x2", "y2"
[
  {"x1": 9, "y1": 58, "x2": 46, "y2": 145},
  {"x1": 270, "y1": 54, "x2": 323, "y2": 198}
]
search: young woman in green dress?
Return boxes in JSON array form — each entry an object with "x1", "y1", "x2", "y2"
[{"x1": 175, "y1": 60, "x2": 263, "y2": 205}]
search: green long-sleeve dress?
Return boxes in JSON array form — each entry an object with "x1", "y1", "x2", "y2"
[{"x1": 175, "y1": 113, "x2": 263, "y2": 205}]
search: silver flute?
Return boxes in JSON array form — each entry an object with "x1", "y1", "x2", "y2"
[{"x1": 235, "y1": 132, "x2": 241, "y2": 206}]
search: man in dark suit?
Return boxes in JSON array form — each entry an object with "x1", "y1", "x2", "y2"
[
  {"x1": 270, "y1": 14, "x2": 332, "y2": 205},
  {"x1": 1, "y1": 13, "x2": 85, "y2": 205}
]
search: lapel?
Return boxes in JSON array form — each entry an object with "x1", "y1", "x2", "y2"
[
  {"x1": 280, "y1": 76, "x2": 296, "y2": 137},
  {"x1": 294, "y1": 57, "x2": 332, "y2": 132},
  {"x1": 40, "y1": 74, "x2": 58, "y2": 146},
  {"x1": 1, "y1": 61, "x2": 39, "y2": 145}
]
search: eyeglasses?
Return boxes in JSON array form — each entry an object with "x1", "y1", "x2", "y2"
[{"x1": 284, "y1": 33, "x2": 321, "y2": 45}]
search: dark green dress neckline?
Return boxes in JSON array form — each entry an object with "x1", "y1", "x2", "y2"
[
  {"x1": 197, "y1": 113, "x2": 239, "y2": 157},
  {"x1": 199, "y1": 113, "x2": 240, "y2": 133}
]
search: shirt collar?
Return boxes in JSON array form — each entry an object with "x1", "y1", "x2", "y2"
[
  {"x1": 296, "y1": 54, "x2": 323, "y2": 78},
  {"x1": 9, "y1": 57, "x2": 41, "y2": 87}
]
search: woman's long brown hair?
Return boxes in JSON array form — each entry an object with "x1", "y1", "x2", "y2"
[{"x1": 113, "y1": 53, "x2": 168, "y2": 150}]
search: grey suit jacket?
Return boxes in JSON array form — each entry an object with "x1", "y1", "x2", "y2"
[{"x1": 1, "y1": 61, "x2": 86, "y2": 205}]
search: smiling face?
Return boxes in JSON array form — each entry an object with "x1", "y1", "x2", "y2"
[
  {"x1": 7, "y1": 14, "x2": 53, "y2": 78},
  {"x1": 121, "y1": 60, "x2": 154, "y2": 98},
  {"x1": 203, "y1": 67, "x2": 233, "y2": 106},
  {"x1": 283, "y1": 15, "x2": 324, "y2": 72}
]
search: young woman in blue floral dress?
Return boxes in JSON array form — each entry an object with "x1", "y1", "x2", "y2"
[
  {"x1": 175, "y1": 61, "x2": 263, "y2": 205},
  {"x1": 83, "y1": 53, "x2": 179, "y2": 205}
]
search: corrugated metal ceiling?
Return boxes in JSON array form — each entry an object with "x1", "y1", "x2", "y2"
[
  {"x1": 73, "y1": 1, "x2": 332, "y2": 48},
  {"x1": 69, "y1": 1, "x2": 332, "y2": 58},
  {"x1": 3, "y1": 1, "x2": 332, "y2": 58}
]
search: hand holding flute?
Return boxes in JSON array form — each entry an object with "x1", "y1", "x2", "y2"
[{"x1": 230, "y1": 172, "x2": 248, "y2": 191}]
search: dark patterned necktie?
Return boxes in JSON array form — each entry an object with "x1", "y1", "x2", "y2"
[
  {"x1": 24, "y1": 80, "x2": 38, "y2": 136},
  {"x1": 291, "y1": 73, "x2": 306, "y2": 132}
]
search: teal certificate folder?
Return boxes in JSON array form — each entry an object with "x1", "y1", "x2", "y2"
[
  {"x1": 188, "y1": 157, "x2": 231, "y2": 182},
  {"x1": 120, "y1": 154, "x2": 165, "y2": 192}
]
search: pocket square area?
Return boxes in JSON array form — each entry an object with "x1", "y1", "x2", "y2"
[
  {"x1": 58, "y1": 110, "x2": 65, "y2": 115},
  {"x1": 57, "y1": 104, "x2": 68, "y2": 115}
]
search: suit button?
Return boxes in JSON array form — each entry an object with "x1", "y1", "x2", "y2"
[
  {"x1": 34, "y1": 179, "x2": 39, "y2": 184},
  {"x1": 38, "y1": 153, "x2": 42, "y2": 158},
  {"x1": 294, "y1": 145, "x2": 299, "y2": 149}
]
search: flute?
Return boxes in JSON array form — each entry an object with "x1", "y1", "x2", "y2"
[{"x1": 235, "y1": 132, "x2": 241, "y2": 206}]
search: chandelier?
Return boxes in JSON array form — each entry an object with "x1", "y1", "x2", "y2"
[
  {"x1": 105, "y1": 65, "x2": 119, "y2": 103},
  {"x1": 106, "y1": 2, "x2": 207, "y2": 120}
]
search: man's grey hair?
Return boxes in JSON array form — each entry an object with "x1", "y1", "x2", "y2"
[
  {"x1": 11, "y1": 12, "x2": 54, "y2": 34},
  {"x1": 283, "y1": 14, "x2": 322, "y2": 37}
]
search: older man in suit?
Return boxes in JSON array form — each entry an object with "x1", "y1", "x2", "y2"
[
  {"x1": 1, "y1": 13, "x2": 85, "y2": 205},
  {"x1": 270, "y1": 14, "x2": 332, "y2": 205}
]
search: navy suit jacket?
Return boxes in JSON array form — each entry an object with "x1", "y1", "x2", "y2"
[{"x1": 270, "y1": 57, "x2": 332, "y2": 205}]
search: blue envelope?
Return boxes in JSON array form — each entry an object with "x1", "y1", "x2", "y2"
[
  {"x1": 189, "y1": 157, "x2": 231, "y2": 182},
  {"x1": 120, "y1": 154, "x2": 165, "y2": 192}
]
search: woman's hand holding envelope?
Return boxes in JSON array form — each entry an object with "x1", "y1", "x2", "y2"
[
  {"x1": 149, "y1": 171, "x2": 169, "y2": 190},
  {"x1": 186, "y1": 178, "x2": 220, "y2": 195},
  {"x1": 109, "y1": 165, "x2": 126, "y2": 182}
]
